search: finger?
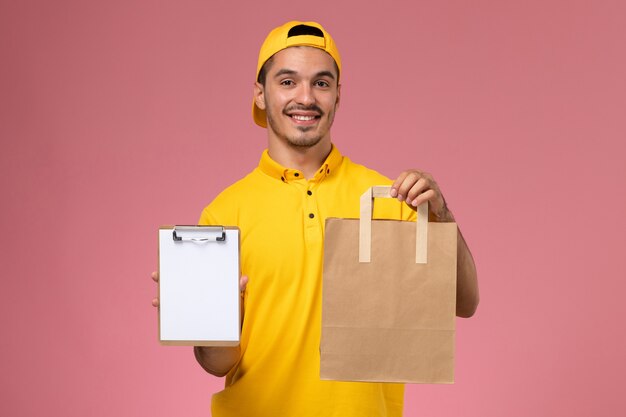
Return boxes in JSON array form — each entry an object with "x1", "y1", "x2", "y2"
[
  {"x1": 151, "y1": 271, "x2": 159, "y2": 282},
  {"x1": 239, "y1": 275, "x2": 249, "y2": 293},
  {"x1": 390, "y1": 171, "x2": 412, "y2": 197},
  {"x1": 405, "y1": 178, "x2": 429, "y2": 205},
  {"x1": 152, "y1": 298, "x2": 159, "y2": 307},
  {"x1": 395, "y1": 172, "x2": 421, "y2": 202},
  {"x1": 411, "y1": 189, "x2": 439, "y2": 210}
]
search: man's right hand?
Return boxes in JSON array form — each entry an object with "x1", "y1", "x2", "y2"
[
  {"x1": 151, "y1": 271, "x2": 160, "y2": 307},
  {"x1": 151, "y1": 271, "x2": 249, "y2": 377}
]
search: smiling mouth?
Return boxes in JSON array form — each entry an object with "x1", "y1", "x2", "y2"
[
  {"x1": 285, "y1": 106, "x2": 323, "y2": 124},
  {"x1": 291, "y1": 114, "x2": 318, "y2": 121}
]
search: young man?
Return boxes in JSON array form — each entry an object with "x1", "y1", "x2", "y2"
[{"x1": 153, "y1": 21, "x2": 479, "y2": 416}]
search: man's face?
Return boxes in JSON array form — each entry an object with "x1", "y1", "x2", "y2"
[{"x1": 255, "y1": 46, "x2": 340, "y2": 149}]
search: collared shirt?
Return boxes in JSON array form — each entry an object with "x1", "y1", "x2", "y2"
[{"x1": 199, "y1": 145, "x2": 416, "y2": 417}]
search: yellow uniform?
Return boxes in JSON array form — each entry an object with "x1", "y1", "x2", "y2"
[{"x1": 199, "y1": 145, "x2": 415, "y2": 417}]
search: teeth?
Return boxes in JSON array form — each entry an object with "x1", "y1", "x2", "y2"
[{"x1": 292, "y1": 115, "x2": 315, "y2": 121}]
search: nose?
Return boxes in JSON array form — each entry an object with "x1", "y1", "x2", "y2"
[{"x1": 294, "y1": 83, "x2": 315, "y2": 106}]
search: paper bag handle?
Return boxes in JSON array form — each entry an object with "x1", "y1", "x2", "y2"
[{"x1": 359, "y1": 186, "x2": 428, "y2": 264}]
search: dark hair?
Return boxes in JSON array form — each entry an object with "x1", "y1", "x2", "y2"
[{"x1": 257, "y1": 56, "x2": 275, "y2": 86}]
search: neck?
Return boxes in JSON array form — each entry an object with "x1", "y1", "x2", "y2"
[{"x1": 267, "y1": 138, "x2": 332, "y2": 179}]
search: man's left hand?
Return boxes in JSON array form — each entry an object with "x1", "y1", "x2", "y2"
[{"x1": 390, "y1": 170, "x2": 454, "y2": 222}]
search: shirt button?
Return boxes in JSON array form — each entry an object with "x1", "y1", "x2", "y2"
[
  {"x1": 309, "y1": 213, "x2": 315, "y2": 219},
  {"x1": 307, "y1": 190, "x2": 312, "y2": 196}
]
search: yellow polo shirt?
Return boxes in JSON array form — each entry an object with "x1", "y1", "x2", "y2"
[{"x1": 199, "y1": 145, "x2": 416, "y2": 417}]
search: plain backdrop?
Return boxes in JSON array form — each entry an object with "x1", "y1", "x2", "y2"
[{"x1": 1, "y1": 0, "x2": 625, "y2": 416}]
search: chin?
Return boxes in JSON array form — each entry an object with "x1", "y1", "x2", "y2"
[{"x1": 286, "y1": 136, "x2": 323, "y2": 148}]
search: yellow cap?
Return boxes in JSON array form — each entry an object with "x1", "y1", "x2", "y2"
[{"x1": 253, "y1": 21, "x2": 341, "y2": 128}]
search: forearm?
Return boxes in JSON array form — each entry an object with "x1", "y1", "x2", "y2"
[
  {"x1": 193, "y1": 345, "x2": 241, "y2": 377},
  {"x1": 455, "y1": 229, "x2": 479, "y2": 318}
]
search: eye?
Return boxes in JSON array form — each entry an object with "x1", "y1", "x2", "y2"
[
  {"x1": 280, "y1": 79, "x2": 295, "y2": 86},
  {"x1": 315, "y1": 80, "x2": 330, "y2": 88}
]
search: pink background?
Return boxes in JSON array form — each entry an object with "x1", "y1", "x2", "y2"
[{"x1": 1, "y1": 0, "x2": 625, "y2": 416}]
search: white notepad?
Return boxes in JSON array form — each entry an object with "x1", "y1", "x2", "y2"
[{"x1": 158, "y1": 226, "x2": 240, "y2": 346}]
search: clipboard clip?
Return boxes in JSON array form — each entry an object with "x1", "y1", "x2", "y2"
[{"x1": 172, "y1": 226, "x2": 226, "y2": 242}]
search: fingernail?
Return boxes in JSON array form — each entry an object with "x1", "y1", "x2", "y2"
[
  {"x1": 412, "y1": 199, "x2": 419, "y2": 206},
  {"x1": 397, "y1": 195, "x2": 404, "y2": 202},
  {"x1": 390, "y1": 188, "x2": 397, "y2": 197}
]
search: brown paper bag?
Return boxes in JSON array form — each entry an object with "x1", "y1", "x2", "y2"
[{"x1": 320, "y1": 186, "x2": 457, "y2": 383}]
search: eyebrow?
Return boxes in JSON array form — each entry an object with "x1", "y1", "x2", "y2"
[
  {"x1": 273, "y1": 69, "x2": 297, "y2": 78},
  {"x1": 315, "y1": 70, "x2": 336, "y2": 80},
  {"x1": 273, "y1": 68, "x2": 336, "y2": 80}
]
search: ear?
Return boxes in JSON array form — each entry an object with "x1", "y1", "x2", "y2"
[
  {"x1": 254, "y1": 81, "x2": 266, "y2": 110},
  {"x1": 336, "y1": 83, "x2": 341, "y2": 108}
]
